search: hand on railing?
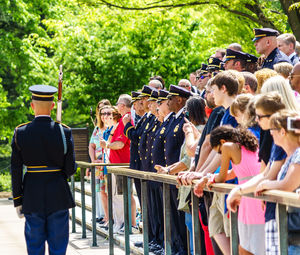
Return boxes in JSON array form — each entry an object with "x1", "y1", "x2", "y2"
[
  {"x1": 254, "y1": 179, "x2": 269, "y2": 196},
  {"x1": 154, "y1": 165, "x2": 169, "y2": 175},
  {"x1": 193, "y1": 177, "x2": 209, "y2": 197},
  {"x1": 226, "y1": 186, "x2": 242, "y2": 213},
  {"x1": 176, "y1": 171, "x2": 204, "y2": 186}
]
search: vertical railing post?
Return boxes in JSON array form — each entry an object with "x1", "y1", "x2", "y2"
[
  {"x1": 91, "y1": 166, "x2": 97, "y2": 246},
  {"x1": 128, "y1": 177, "x2": 132, "y2": 234},
  {"x1": 277, "y1": 203, "x2": 288, "y2": 255},
  {"x1": 230, "y1": 210, "x2": 239, "y2": 255},
  {"x1": 80, "y1": 167, "x2": 86, "y2": 238},
  {"x1": 71, "y1": 175, "x2": 76, "y2": 233},
  {"x1": 107, "y1": 172, "x2": 114, "y2": 255},
  {"x1": 191, "y1": 192, "x2": 201, "y2": 255},
  {"x1": 123, "y1": 176, "x2": 130, "y2": 255},
  {"x1": 141, "y1": 180, "x2": 149, "y2": 254},
  {"x1": 163, "y1": 183, "x2": 172, "y2": 255}
]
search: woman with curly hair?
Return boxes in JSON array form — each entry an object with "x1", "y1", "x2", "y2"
[{"x1": 194, "y1": 126, "x2": 265, "y2": 255}]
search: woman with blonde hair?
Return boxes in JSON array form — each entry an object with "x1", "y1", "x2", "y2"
[
  {"x1": 260, "y1": 75, "x2": 300, "y2": 112},
  {"x1": 254, "y1": 68, "x2": 278, "y2": 94}
]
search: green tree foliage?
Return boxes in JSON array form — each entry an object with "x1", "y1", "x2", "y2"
[{"x1": 0, "y1": 0, "x2": 296, "y2": 156}]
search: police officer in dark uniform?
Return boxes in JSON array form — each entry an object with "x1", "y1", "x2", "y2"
[
  {"x1": 149, "y1": 89, "x2": 175, "y2": 254},
  {"x1": 253, "y1": 28, "x2": 291, "y2": 69},
  {"x1": 164, "y1": 85, "x2": 191, "y2": 255},
  {"x1": 123, "y1": 91, "x2": 147, "y2": 210},
  {"x1": 11, "y1": 85, "x2": 76, "y2": 255},
  {"x1": 224, "y1": 48, "x2": 258, "y2": 73}
]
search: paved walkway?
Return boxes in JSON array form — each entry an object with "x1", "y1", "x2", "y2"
[{"x1": 0, "y1": 199, "x2": 125, "y2": 255}]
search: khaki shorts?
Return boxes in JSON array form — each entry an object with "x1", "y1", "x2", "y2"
[{"x1": 208, "y1": 192, "x2": 230, "y2": 237}]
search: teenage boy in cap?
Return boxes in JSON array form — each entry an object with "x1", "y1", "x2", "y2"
[
  {"x1": 11, "y1": 85, "x2": 76, "y2": 255},
  {"x1": 253, "y1": 28, "x2": 291, "y2": 69}
]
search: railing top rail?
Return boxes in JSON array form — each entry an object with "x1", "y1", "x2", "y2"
[
  {"x1": 76, "y1": 161, "x2": 129, "y2": 168},
  {"x1": 75, "y1": 161, "x2": 300, "y2": 208},
  {"x1": 109, "y1": 166, "x2": 300, "y2": 208}
]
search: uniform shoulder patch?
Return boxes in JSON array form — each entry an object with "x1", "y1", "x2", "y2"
[
  {"x1": 56, "y1": 121, "x2": 71, "y2": 129},
  {"x1": 16, "y1": 121, "x2": 31, "y2": 129}
]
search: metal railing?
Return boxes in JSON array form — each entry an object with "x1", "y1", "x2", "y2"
[{"x1": 72, "y1": 161, "x2": 300, "y2": 255}]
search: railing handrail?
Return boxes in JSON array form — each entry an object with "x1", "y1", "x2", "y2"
[{"x1": 75, "y1": 161, "x2": 300, "y2": 208}]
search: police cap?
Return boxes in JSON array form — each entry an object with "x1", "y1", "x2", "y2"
[
  {"x1": 252, "y1": 28, "x2": 279, "y2": 42},
  {"x1": 167, "y1": 85, "x2": 191, "y2": 99},
  {"x1": 148, "y1": 89, "x2": 159, "y2": 101},
  {"x1": 139, "y1": 85, "x2": 153, "y2": 97}
]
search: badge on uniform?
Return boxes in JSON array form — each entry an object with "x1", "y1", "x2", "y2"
[{"x1": 174, "y1": 124, "x2": 179, "y2": 133}]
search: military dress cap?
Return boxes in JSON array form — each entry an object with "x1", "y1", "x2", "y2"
[
  {"x1": 157, "y1": 89, "x2": 169, "y2": 102},
  {"x1": 207, "y1": 57, "x2": 222, "y2": 71},
  {"x1": 29, "y1": 85, "x2": 57, "y2": 101},
  {"x1": 148, "y1": 89, "x2": 159, "y2": 101},
  {"x1": 167, "y1": 85, "x2": 191, "y2": 99},
  {"x1": 131, "y1": 91, "x2": 141, "y2": 103},
  {"x1": 252, "y1": 28, "x2": 280, "y2": 42},
  {"x1": 139, "y1": 85, "x2": 154, "y2": 97}
]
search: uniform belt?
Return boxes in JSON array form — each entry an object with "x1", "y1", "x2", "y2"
[{"x1": 26, "y1": 166, "x2": 62, "y2": 173}]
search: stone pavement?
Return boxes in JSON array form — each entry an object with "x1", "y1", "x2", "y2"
[{"x1": 0, "y1": 198, "x2": 125, "y2": 255}]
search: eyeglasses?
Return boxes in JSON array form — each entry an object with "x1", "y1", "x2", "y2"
[
  {"x1": 101, "y1": 112, "x2": 112, "y2": 116},
  {"x1": 256, "y1": 114, "x2": 271, "y2": 120},
  {"x1": 179, "y1": 84, "x2": 191, "y2": 88},
  {"x1": 288, "y1": 73, "x2": 300, "y2": 79}
]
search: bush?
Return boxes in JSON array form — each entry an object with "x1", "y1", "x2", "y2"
[{"x1": 0, "y1": 173, "x2": 11, "y2": 192}]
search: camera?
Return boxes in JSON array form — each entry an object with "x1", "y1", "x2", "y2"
[{"x1": 287, "y1": 117, "x2": 300, "y2": 131}]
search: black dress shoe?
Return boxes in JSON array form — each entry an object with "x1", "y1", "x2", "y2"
[{"x1": 134, "y1": 241, "x2": 143, "y2": 248}]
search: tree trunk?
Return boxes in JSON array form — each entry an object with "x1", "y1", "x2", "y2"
[{"x1": 279, "y1": 0, "x2": 300, "y2": 41}]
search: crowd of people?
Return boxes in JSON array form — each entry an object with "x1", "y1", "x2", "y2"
[{"x1": 88, "y1": 28, "x2": 300, "y2": 255}]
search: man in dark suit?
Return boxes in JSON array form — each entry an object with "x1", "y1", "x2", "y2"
[{"x1": 11, "y1": 85, "x2": 76, "y2": 255}]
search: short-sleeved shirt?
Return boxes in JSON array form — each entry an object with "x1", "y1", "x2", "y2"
[
  {"x1": 109, "y1": 114, "x2": 131, "y2": 163},
  {"x1": 89, "y1": 127, "x2": 103, "y2": 159},
  {"x1": 265, "y1": 144, "x2": 287, "y2": 222}
]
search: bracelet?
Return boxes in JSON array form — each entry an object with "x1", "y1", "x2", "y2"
[
  {"x1": 236, "y1": 186, "x2": 242, "y2": 195},
  {"x1": 208, "y1": 174, "x2": 216, "y2": 184},
  {"x1": 167, "y1": 169, "x2": 170, "y2": 175}
]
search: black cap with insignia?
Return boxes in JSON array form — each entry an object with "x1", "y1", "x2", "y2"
[
  {"x1": 157, "y1": 89, "x2": 169, "y2": 102},
  {"x1": 167, "y1": 85, "x2": 191, "y2": 99},
  {"x1": 139, "y1": 85, "x2": 153, "y2": 97},
  {"x1": 207, "y1": 57, "x2": 222, "y2": 71},
  {"x1": 131, "y1": 91, "x2": 141, "y2": 103},
  {"x1": 252, "y1": 28, "x2": 279, "y2": 42},
  {"x1": 148, "y1": 89, "x2": 159, "y2": 101},
  {"x1": 29, "y1": 85, "x2": 57, "y2": 101}
]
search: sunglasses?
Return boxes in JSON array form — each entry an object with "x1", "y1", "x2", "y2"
[{"x1": 196, "y1": 75, "x2": 209, "y2": 81}]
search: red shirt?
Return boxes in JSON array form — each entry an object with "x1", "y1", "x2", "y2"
[{"x1": 109, "y1": 114, "x2": 131, "y2": 163}]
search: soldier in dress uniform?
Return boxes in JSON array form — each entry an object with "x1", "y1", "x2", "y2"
[
  {"x1": 253, "y1": 28, "x2": 291, "y2": 69},
  {"x1": 164, "y1": 85, "x2": 191, "y2": 255},
  {"x1": 11, "y1": 85, "x2": 76, "y2": 255}
]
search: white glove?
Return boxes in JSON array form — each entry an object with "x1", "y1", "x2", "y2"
[{"x1": 16, "y1": 205, "x2": 24, "y2": 218}]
